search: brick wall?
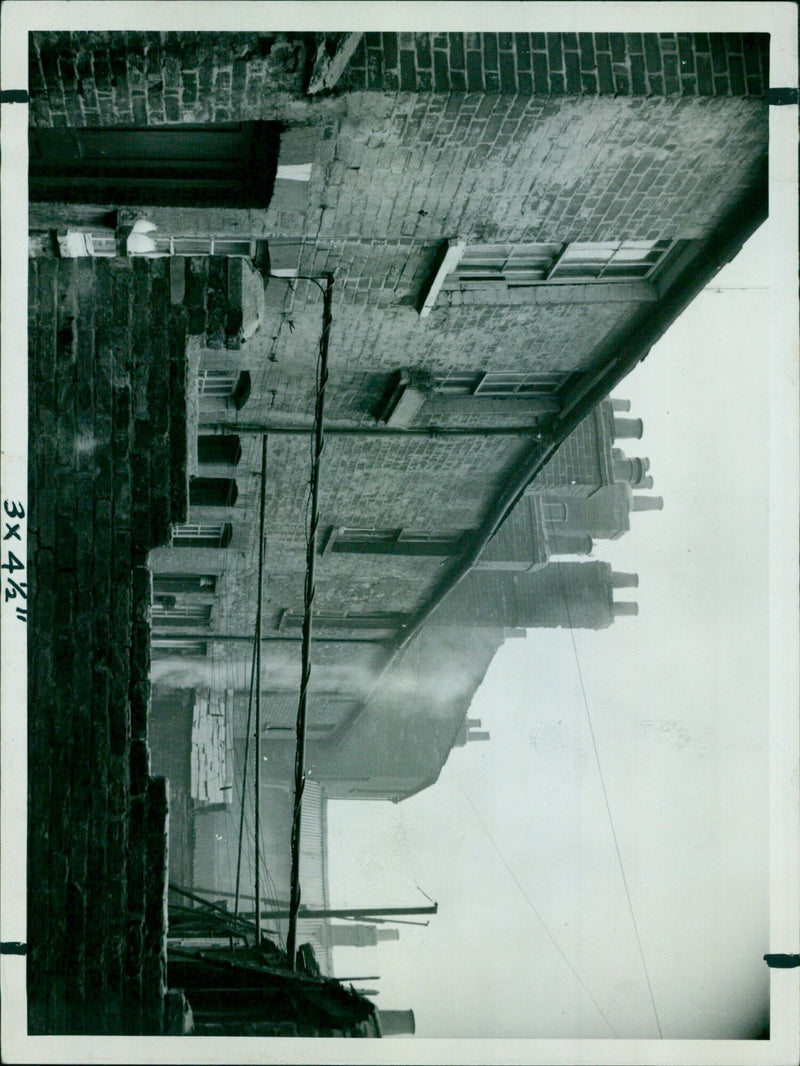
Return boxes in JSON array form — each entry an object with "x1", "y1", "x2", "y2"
[
  {"x1": 529, "y1": 403, "x2": 615, "y2": 496},
  {"x1": 28, "y1": 34, "x2": 768, "y2": 252},
  {"x1": 28, "y1": 257, "x2": 188, "y2": 1033},
  {"x1": 28, "y1": 31, "x2": 768, "y2": 133},
  {"x1": 301, "y1": 92, "x2": 768, "y2": 246},
  {"x1": 432, "y1": 561, "x2": 616, "y2": 629},
  {"x1": 28, "y1": 31, "x2": 312, "y2": 127},
  {"x1": 339, "y1": 32, "x2": 769, "y2": 97}
]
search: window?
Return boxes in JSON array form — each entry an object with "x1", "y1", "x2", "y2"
[
  {"x1": 197, "y1": 370, "x2": 252, "y2": 411},
  {"x1": 153, "y1": 574, "x2": 218, "y2": 595},
  {"x1": 327, "y1": 527, "x2": 466, "y2": 556},
  {"x1": 151, "y1": 639, "x2": 209, "y2": 658},
  {"x1": 447, "y1": 240, "x2": 675, "y2": 286},
  {"x1": 151, "y1": 603, "x2": 213, "y2": 628},
  {"x1": 149, "y1": 236, "x2": 256, "y2": 257},
  {"x1": 197, "y1": 370, "x2": 239, "y2": 397},
  {"x1": 437, "y1": 371, "x2": 564, "y2": 399},
  {"x1": 171, "y1": 522, "x2": 233, "y2": 548},
  {"x1": 279, "y1": 610, "x2": 408, "y2": 631},
  {"x1": 197, "y1": 435, "x2": 243, "y2": 467}
]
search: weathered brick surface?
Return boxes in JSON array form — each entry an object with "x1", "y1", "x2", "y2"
[
  {"x1": 27, "y1": 32, "x2": 768, "y2": 132},
  {"x1": 28, "y1": 258, "x2": 188, "y2": 1034},
  {"x1": 339, "y1": 32, "x2": 769, "y2": 97},
  {"x1": 296, "y1": 92, "x2": 767, "y2": 247},
  {"x1": 529, "y1": 403, "x2": 615, "y2": 496},
  {"x1": 28, "y1": 31, "x2": 311, "y2": 127}
]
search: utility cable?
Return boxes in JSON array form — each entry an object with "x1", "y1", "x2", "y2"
[
  {"x1": 548, "y1": 539, "x2": 664, "y2": 1038},
  {"x1": 454, "y1": 777, "x2": 620, "y2": 1038}
]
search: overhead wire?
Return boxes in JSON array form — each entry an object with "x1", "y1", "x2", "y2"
[
  {"x1": 453, "y1": 776, "x2": 620, "y2": 1038},
  {"x1": 545, "y1": 515, "x2": 664, "y2": 1039}
]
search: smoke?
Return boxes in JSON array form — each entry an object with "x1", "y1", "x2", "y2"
[
  {"x1": 149, "y1": 658, "x2": 221, "y2": 688},
  {"x1": 150, "y1": 626, "x2": 502, "y2": 719}
]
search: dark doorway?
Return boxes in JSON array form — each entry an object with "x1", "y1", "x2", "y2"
[{"x1": 29, "y1": 121, "x2": 281, "y2": 207}]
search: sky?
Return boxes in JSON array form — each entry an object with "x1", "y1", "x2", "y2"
[{"x1": 327, "y1": 222, "x2": 776, "y2": 1040}]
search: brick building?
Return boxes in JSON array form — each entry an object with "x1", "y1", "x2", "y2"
[{"x1": 26, "y1": 28, "x2": 769, "y2": 1026}]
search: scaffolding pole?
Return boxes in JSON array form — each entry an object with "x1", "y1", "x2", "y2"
[
  {"x1": 253, "y1": 434, "x2": 268, "y2": 946},
  {"x1": 286, "y1": 273, "x2": 333, "y2": 969}
]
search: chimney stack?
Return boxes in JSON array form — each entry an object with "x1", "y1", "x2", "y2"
[
  {"x1": 631, "y1": 495, "x2": 664, "y2": 512},
  {"x1": 468, "y1": 730, "x2": 491, "y2": 742},
  {"x1": 613, "y1": 417, "x2": 643, "y2": 440},
  {"x1": 467, "y1": 718, "x2": 482, "y2": 728},
  {"x1": 611, "y1": 398, "x2": 631, "y2": 412},
  {"x1": 612, "y1": 457, "x2": 648, "y2": 485}
]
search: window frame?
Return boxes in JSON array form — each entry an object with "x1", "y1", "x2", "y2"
[
  {"x1": 445, "y1": 239, "x2": 679, "y2": 287},
  {"x1": 171, "y1": 522, "x2": 233, "y2": 548},
  {"x1": 436, "y1": 370, "x2": 565, "y2": 398},
  {"x1": 324, "y1": 526, "x2": 467, "y2": 556}
]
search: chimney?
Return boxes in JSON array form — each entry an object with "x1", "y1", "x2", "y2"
[
  {"x1": 612, "y1": 601, "x2": 639, "y2": 617},
  {"x1": 611, "y1": 398, "x2": 631, "y2": 412},
  {"x1": 612, "y1": 457, "x2": 647, "y2": 485},
  {"x1": 613, "y1": 417, "x2": 643, "y2": 440},
  {"x1": 548, "y1": 533, "x2": 593, "y2": 556},
  {"x1": 631, "y1": 495, "x2": 664, "y2": 512},
  {"x1": 378, "y1": 1009, "x2": 416, "y2": 1036},
  {"x1": 467, "y1": 718, "x2": 482, "y2": 728},
  {"x1": 611, "y1": 571, "x2": 639, "y2": 589},
  {"x1": 468, "y1": 730, "x2": 491, "y2": 742}
]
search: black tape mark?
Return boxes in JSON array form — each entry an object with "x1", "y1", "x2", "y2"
[
  {"x1": 0, "y1": 942, "x2": 27, "y2": 955},
  {"x1": 764, "y1": 953, "x2": 800, "y2": 968},
  {"x1": 767, "y1": 88, "x2": 799, "y2": 106},
  {"x1": 0, "y1": 90, "x2": 29, "y2": 103}
]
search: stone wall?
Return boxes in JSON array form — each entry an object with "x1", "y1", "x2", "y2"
[{"x1": 27, "y1": 257, "x2": 188, "y2": 1033}]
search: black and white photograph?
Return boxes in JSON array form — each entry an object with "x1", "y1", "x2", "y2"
[{"x1": 0, "y1": 2, "x2": 797, "y2": 1062}]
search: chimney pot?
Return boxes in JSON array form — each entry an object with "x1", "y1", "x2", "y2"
[
  {"x1": 614, "y1": 417, "x2": 643, "y2": 440},
  {"x1": 377, "y1": 1010, "x2": 416, "y2": 1036},
  {"x1": 612, "y1": 601, "x2": 639, "y2": 617},
  {"x1": 631, "y1": 495, "x2": 664, "y2": 512},
  {"x1": 611, "y1": 571, "x2": 639, "y2": 589}
]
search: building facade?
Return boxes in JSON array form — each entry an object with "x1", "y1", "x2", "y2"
[{"x1": 26, "y1": 27, "x2": 770, "y2": 1025}]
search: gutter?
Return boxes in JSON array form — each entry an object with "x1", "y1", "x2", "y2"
[{"x1": 334, "y1": 173, "x2": 768, "y2": 744}]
